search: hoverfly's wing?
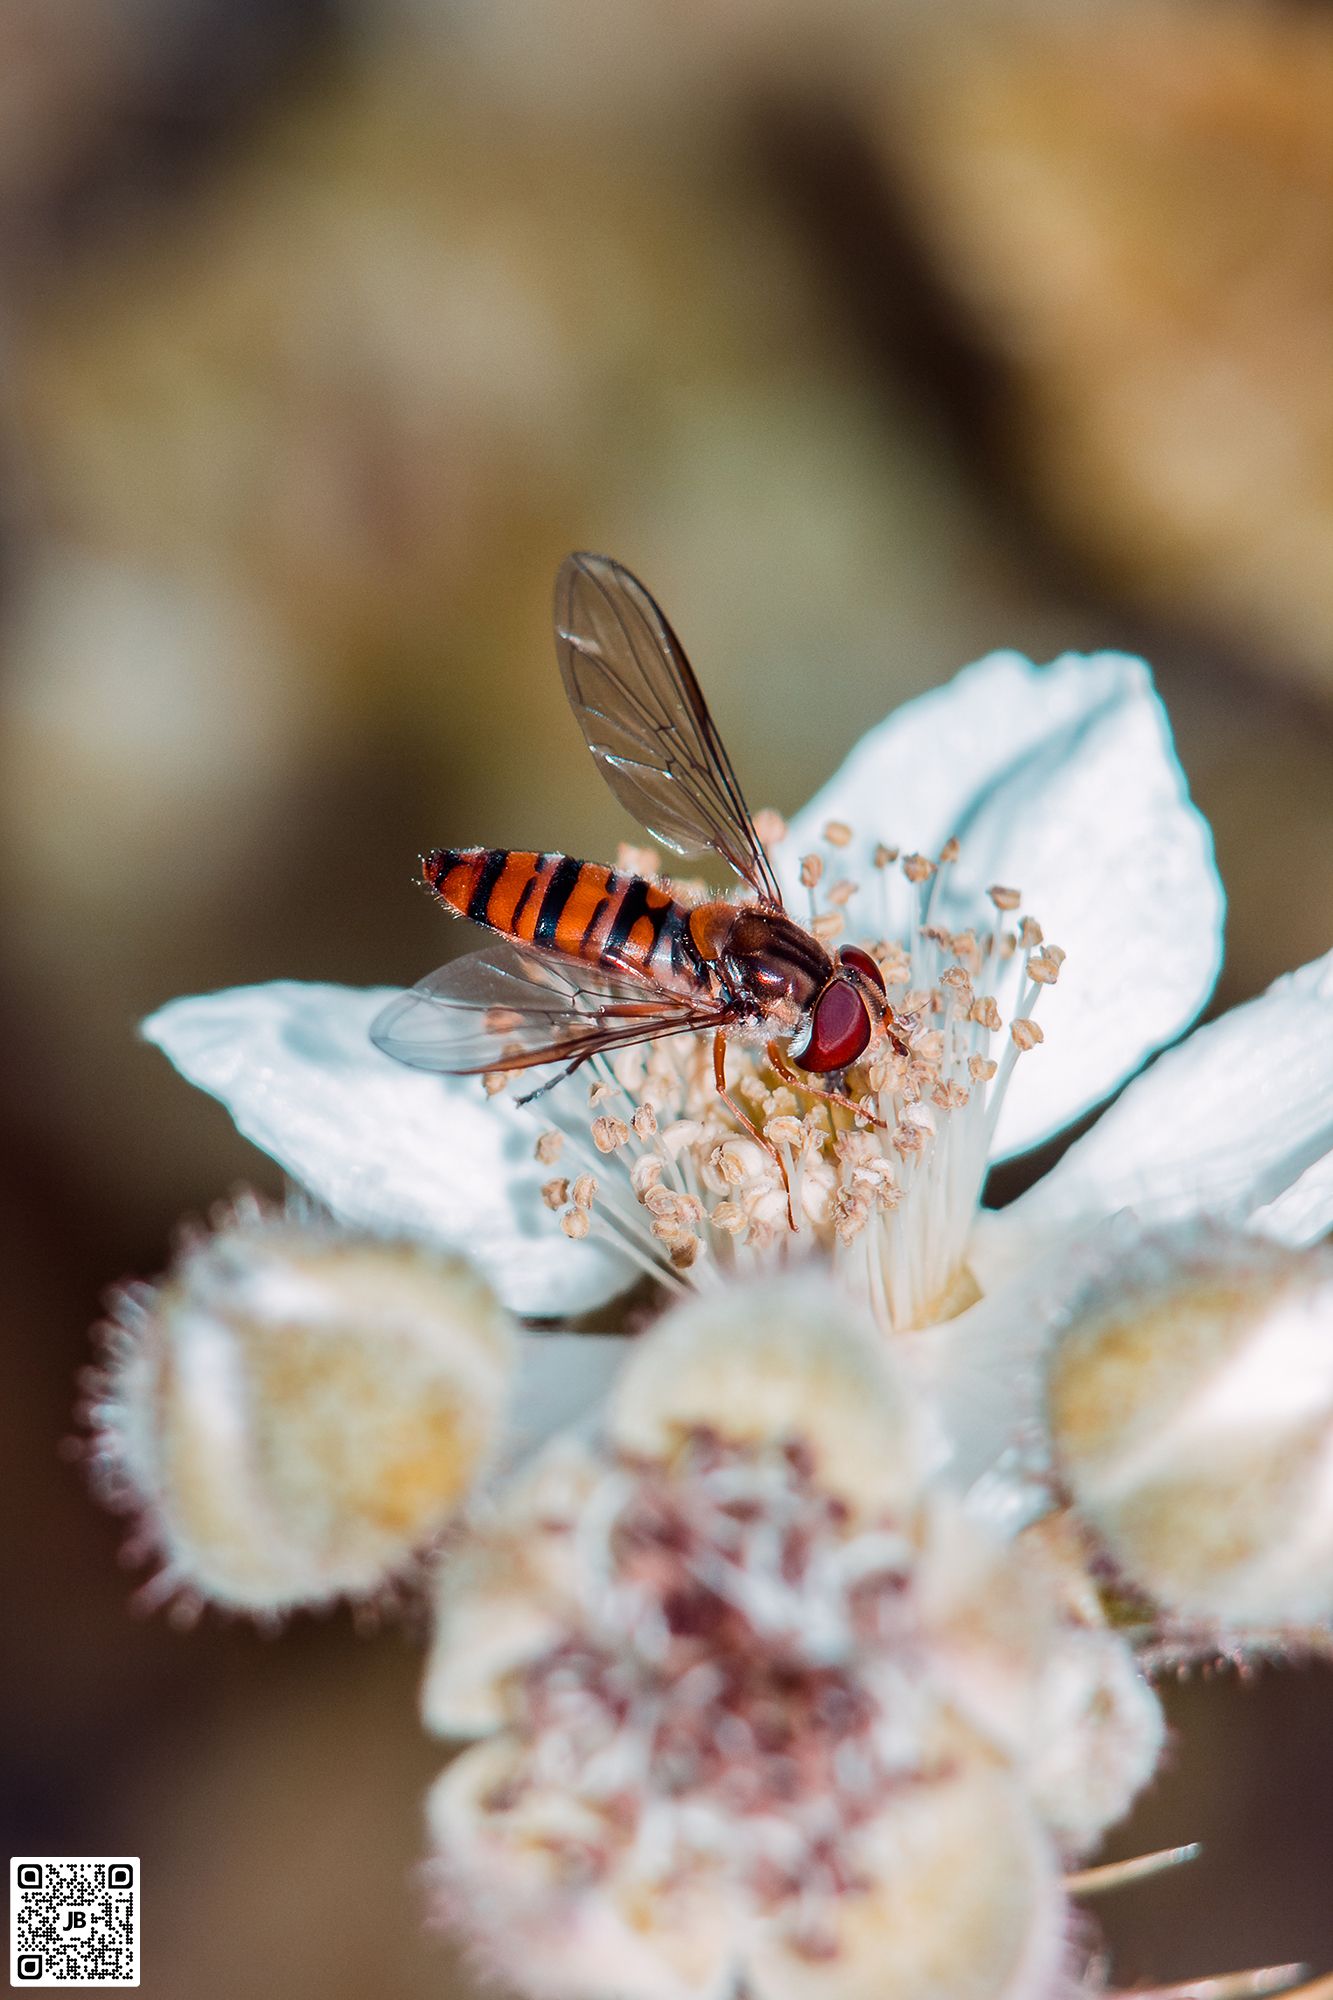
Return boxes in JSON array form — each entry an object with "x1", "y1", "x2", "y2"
[
  {"x1": 554, "y1": 552, "x2": 785, "y2": 908},
  {"x1": 371, "y1": 940, "x2": 732, "y2": 1079}
]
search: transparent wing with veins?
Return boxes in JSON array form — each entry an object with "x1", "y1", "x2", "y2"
[
  {"x1": 553, "y1": 551, "x2": 785, "y2": 907},
  {"x1": 369, "y1": 939, "x2": 733, "y2": 1080}
]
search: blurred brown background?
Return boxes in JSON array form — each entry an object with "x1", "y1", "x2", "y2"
[{"x1": 2, "y1": 2, "x2": 1331, "y2": 1994}]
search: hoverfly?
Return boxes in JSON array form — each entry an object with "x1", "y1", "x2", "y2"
[{"x1": 371, "y1": 554, "x2": 902, "y2": 1212}]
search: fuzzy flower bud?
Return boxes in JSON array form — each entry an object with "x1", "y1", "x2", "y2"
[
  {"x1": 85, "y1": 1200, "x2": 515, "y2": 1614},
  {"x1": 1047, "y1": 1230, "x2": 1333, "y2": 1626}
]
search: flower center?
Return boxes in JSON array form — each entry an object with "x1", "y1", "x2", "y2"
[
  {"x1": 525, "y1": 834, "x2": 1061, "y2": 1337},
  {"x1": 486, "y1": 1431, "x2": 931, "y2": 1926}
]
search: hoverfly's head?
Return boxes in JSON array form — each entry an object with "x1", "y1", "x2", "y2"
[{"x1": 789, "y1": 945, "x2": 889, "y2": 1075}]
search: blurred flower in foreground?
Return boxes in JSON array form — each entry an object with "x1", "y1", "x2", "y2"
[
  {"x1": 422, "y1": 1284, "x2": 1088, "y2": 2000},
  {"x1": 140, "y1": 643, "x2": 1235, "y2": 1330},
  {"x1": 414, "y1": 1270, "x2": 1333, "y2": 1998},
  {"x1": 84, "y1": 1197, "x2": 516, "y2": 1615}
]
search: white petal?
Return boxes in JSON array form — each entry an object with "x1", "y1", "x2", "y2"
[
  {"x1": 779, "y1": 650, "x2": 1222, "y2": 1158},
  {"x1": 422, "y1": 1435, "x2": 600, "y2": 1739},
  {"x1": 1026, "y1": 1630, "x2": 1165, "y2": 1854},
  {"x1": 903, "y1": 1235, "x2": 1108, "y2": 1501},
  {"x1": 428, "y1": 1740, "x2": 741, "y2": 2000},
  {"x1": 747, "y1": 1762, "x2": 1066, "y2": 2000},
  {"x1": 1249, "y1": 1151, "x2": 1333, "y2": 1249},
  {"x1": 993, "y1": 949, "x2": 1333, "y2": 1259},
  {"x1": 506, "y1": 1332, "x2": 629, "y2": 1459},
  {"x1": 608, "y1": 1277, "x2": 928, "y2": 1517},
  {"x1": 141, "y1": 982, "x2": 633, "y2": 1319}
]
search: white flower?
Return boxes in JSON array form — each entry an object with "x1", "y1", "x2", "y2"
[
  {"x1": 142, "y1": 646, "x2": 1250, "y2": 1345},
  {"x1": 421, "y1": 1284, "x2": 1084, "y2": 2000}
]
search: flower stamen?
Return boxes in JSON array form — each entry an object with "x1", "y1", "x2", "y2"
[{"x1": 531, "y1": 842, "x2": 1054, "y2": 1336}]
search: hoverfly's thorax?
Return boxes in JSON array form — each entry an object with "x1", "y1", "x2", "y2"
[{"x1": 714, "y1": 906, "x2": 832, "y2": 1016}]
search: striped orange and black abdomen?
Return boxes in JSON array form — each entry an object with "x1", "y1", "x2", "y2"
[{"x1": 422, "y1": 847, "x2": 707, "y2": 996}]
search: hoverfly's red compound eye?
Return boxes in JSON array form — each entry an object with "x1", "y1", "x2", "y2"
[
  {"x1": 793, "y1": 977, "x2": 873, "y2": 1074},
  {"x1": 837, "y1": 944, "x2": 886, "y2": 994}
]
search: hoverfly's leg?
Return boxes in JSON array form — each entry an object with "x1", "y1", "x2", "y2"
[
  {"x1": 765, "y1": 1040, "x2": 887, "y2": 1131},
  {"x1": 514, "y1": 1055, "x2": 590, "y2": 1107},
  {"x1": 882, "y1": 1008, "x2": 913, "y2": 1060},
  {"x1": 713, "y1": 1030, "x2": 796, "y2": 1231}
]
